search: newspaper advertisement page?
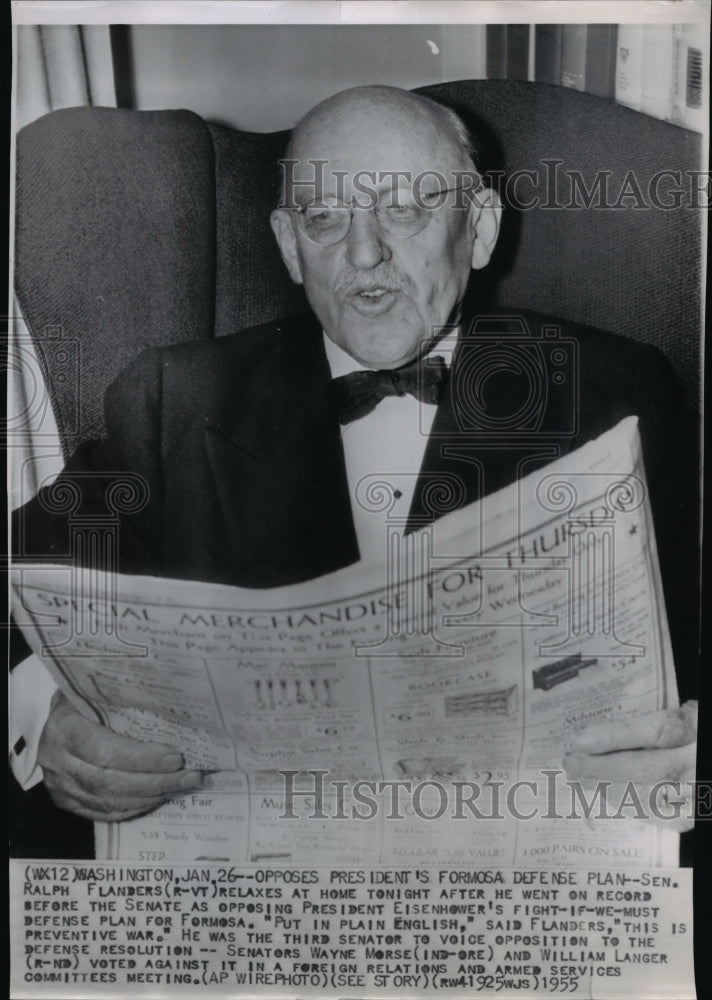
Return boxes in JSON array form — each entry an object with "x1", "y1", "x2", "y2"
[
  {"x1": 10, "y1": 419, "x2": 695, "y2": 996},
  {"x1": 13, "y1": 418, "x2": 681, "y2": 870},
  {"x1": 8, "y1": 2, "x2": 705, "y2": 999}
]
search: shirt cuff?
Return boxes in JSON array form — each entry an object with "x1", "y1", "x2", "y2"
[{"x1": 9, "y1": 654, "x2": 57, "y2": 789}]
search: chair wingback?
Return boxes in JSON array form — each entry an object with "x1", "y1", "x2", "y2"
[
  {"x1": 208, "y1": 122, "x2": 307, "y2": 339},
  {"x1": 15, "y1": 106, "x2": 218, "y2": 457},
  {"x1": 417, "y1": 81, "x2": 701, "y2": 406}
]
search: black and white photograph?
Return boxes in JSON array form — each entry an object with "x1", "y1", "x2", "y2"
[{"x1": 7, "y1": 1, "x2": 709, "y2": 997}]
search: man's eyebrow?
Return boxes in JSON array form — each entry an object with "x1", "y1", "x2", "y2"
[{"x1": 283, "y1": 171, "x2": 479, "y2": 210}]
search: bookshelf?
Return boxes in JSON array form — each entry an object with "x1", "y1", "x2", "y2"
[{"x1": 486, "y1": 23, "x2": 708, "y2": 132}]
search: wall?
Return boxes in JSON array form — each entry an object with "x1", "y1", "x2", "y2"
[{"x1": 128, "y1": 24, "x2": 486, "y2": 130}]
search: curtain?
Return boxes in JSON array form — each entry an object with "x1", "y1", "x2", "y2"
[{"x1": 15, "y1": 24, "x2": 117, "y2": 130}]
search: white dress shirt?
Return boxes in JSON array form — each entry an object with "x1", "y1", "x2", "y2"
[{"x1": 323, "y1": 330, "x2": 456, "y2": 563}]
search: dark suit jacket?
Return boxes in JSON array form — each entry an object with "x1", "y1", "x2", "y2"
[{"x1": 11, "y1": 307, "x2": 699, "y2": 858}]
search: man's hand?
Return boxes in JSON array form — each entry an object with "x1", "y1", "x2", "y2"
[
  {"x1": 563, "y1": 702, "x2": 697, "y2": 831},
  {"x1": 38, "y1": 691, "x2": 205, "y2": 822}
]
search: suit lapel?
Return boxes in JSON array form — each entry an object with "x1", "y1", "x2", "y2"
[
  {"x1": 408, "y1": 316, "x2": 578, "y2": 532},
  {"x1": 204, "y1": 318, "x2": 359, "y2": 586}
]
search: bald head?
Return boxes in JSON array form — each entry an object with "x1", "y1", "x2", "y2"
[{"x1": 286, "y1": 85, "x2": 477, "y2": 175}]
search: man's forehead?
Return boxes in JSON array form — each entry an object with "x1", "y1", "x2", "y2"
[{"x1": 288, "y1": 89, "x2": 464, "y2": 177}]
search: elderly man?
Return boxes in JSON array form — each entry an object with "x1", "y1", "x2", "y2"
[{"x1": 13, "y1": 86, "x2": 698, "y2": 839}]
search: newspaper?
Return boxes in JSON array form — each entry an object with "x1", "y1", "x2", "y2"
[{"x1": 11, "y1": 417, "x2": 680, "y2": 868}]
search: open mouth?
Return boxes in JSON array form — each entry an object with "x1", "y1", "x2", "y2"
[{"x1": 349, "y1": 288, "x2": 398, "y2": 314}]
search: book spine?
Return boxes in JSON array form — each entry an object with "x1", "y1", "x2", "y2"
[
  {"x1": 527, "y1": 23, "x2": 536, "y2": 82},
  {"x1": 560, "y1": 24, "x2": 587, "y2": 91},
  {"x1": 615, "y1": 24, "x2": 645, "y2": 110},
  {"x1": 584, "y1": 24, "x2": 617, "y2": 99},
  {"x1": 486, "y1": 24, "x2": 508, "y2": 79},
  {"x1": 534, "y1": 24, "x2": 562, "y2": 85},
  {"x1": 640, "y1": 24, "x2": 674, "y2": 120},
  {"x1": 670, "y1": 22, "x2": 706, "y2": 132}
]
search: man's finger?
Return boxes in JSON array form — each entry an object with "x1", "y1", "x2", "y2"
[
  {"x1": 42, "y1": 779, "x2": 170, "y2": 823},
  {"x1": 569, "y1": 704, "x2": 697, "y2": 754},
  {"x1": 564, "y1": 778, "x2": 695, "y2": 832},
  {"x1": 50, "y1": 702, "x2": 185, "y2": 773},
  {"x1": 563, "y1": 745, "x2": 694, "y2": 783},
  {"x1": 42, "y1": 757, "x2": 205, "y2": 801}
]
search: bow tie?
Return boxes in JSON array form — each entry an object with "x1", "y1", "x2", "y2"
[{"x1": 332, "y1": 355, "x2": 449, "y2": 425}]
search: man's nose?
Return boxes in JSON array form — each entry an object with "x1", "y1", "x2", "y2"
[{"x1": 344, "y1": 207, "x2": 392, "y2": 269}]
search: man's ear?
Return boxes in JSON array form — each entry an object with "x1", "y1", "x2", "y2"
[
  {"x1": 469, "y1": 188, "x2": 502, "y2": 270},
  {"x1": 270, "y1": 209, "x2": 304, "y2": 285}
]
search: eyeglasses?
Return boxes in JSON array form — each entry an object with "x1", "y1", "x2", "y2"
[{"x1": 290, "y1": 185, "x2": 483, "y2": 247}]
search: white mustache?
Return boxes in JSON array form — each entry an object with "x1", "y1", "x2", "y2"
[{"x1": 334, "y1": 267, "x2": 409, "y2": 297}]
